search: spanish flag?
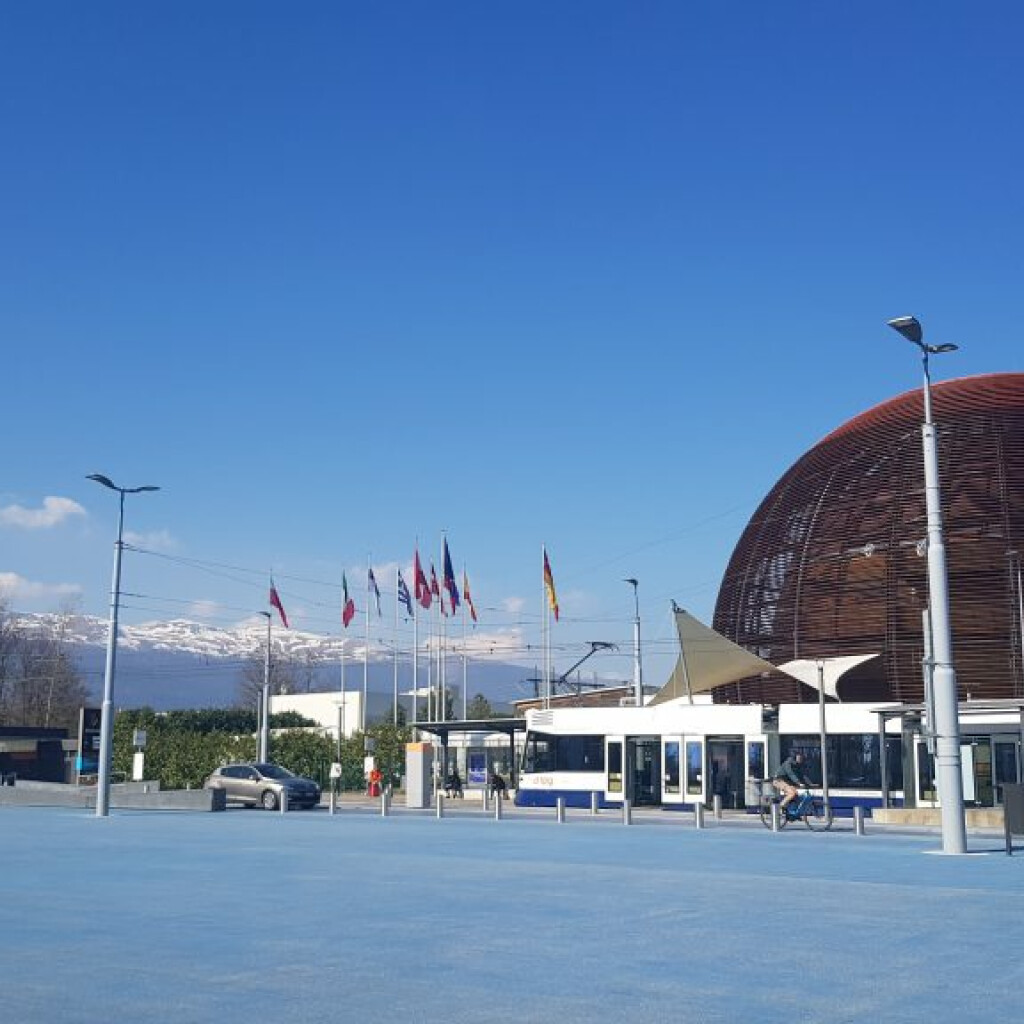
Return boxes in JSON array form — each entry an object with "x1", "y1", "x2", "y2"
[{"x1": 543, "y1": 547, "x2": 559, "y2": 622}]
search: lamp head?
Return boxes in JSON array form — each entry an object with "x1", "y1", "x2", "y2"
[
  {"x1": 127, "y1": 485, "x2": 161, "y2": 493},
  {"x1": 887, "y1": 316, "x2": 923, "y2": 346},
  {"x1": 624, "y1": 577, "x2": 638, "y2": 588},
  {"x1": 86, "y1": 473, "x2": 118, "y2": 491}
]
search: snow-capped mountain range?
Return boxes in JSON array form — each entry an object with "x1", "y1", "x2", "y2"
[{"x1": 13, "y1": 612, "x2": 540, "y2": 713}]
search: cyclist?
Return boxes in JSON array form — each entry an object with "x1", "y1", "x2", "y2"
[{"x1": 772, "y1": 751, "x2": 813, "y2": 817}]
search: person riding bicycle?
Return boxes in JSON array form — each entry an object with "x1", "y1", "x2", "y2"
[{"x1": 772, "y1": 751, "x2": 813, "y2": 817}]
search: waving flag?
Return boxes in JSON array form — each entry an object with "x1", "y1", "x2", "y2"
[
  {"x1": 442, "y1": 538, "x2": 461, "y2": 611},
  {"x1": 430, "y1": 564, "x2": 446, "y2": 616},
  {"x1": 543, "y1": 548, "x2": 559, "y2": 622},
  {"x1": 414, "y1": 549, "x2": 431, "y2": 609},
  {"x1": 342, "y1": 572, "x2": 355, "y2": 628},
  {"x1": 368, "y1": 567, "x2": 382, "y2": 616},
  {"x1": 397, "y1": 570, "x2": 413, "y2": 617},
  {"x1": 269, "y1": 579, "x2": 289, "y2": 628},
  {"x1": 463, "y1": 569, "x2": 477, "y2": 623}
]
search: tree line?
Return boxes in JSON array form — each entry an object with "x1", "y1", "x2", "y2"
[{"x1": 0, "y1": 600, "x2": 88, "y2": 732}]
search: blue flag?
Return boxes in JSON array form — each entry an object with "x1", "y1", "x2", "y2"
[
  {"x1": 368, "y1": 567, "x2": 382, "y2": 616},
  {"x1": 442, "y1": 539, "x2": 460, "y2": 611},
  {"x1": 397, "y1": 570, "x2": 413, "y2": 617}
]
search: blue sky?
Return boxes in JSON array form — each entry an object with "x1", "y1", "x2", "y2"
[{"x1": 3, "y1": 2, "x2": 1023, "y2": 690}]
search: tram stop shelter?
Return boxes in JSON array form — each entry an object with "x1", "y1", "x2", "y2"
[
  {"x1": 871, "y1": 698, "x2": 1024, "y2": 809},
  {"x1": 411, "y1": 718, "x2": 526, "y2": 787}
]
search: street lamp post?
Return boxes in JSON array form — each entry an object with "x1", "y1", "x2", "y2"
[
  {"x1": 87, "y1": 474, "x2": 160, "y2": 818},
  {"x1": 887, "y1": 316, "x2": 967, "y2": 854},
  {"x1": 257, "y1": 611, "x2": 271, "y2": 762},
  {"x1": 625, "y1": 579, "x2": 643, "y2": 707}
]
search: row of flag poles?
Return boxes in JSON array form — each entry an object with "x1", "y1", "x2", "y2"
[{"x1": 266, "y1": 542, "x2": 560, "y2": 730}]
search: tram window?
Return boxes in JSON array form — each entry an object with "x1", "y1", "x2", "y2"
[
  {"x1": 780, "y1": 734, "x2": 903, "y2": 790},
  {"x1": 608, "y1": 741, "x2": 623, "y2": 793},
  {"x1": 686, "y1": 741, "x2": 702, "y2": 796},
  {"x1": 524, "y1": 734, "x2": 554, "y2": 773},
  {"x1": 747, "y1": 741, "x2": 765, "y2": 779},
  {"x1": 664, "y1": 742, "x2": 680, "y2": 793}
]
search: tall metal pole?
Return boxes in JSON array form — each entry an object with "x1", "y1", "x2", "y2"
[
  {"x1": 260, "y1": 611, "x2": 271, "y2": 762},
  {"x1": 889, "y1": 317, "x2": 967, "y2": 854},
  {"x1": 1010, "y1": 551, "x2": 1024, "y2": 694},
  {"x1": 626, "y1": 579, "x2": 642, "y2": 707},
  {"x1": 816, "y1": 660, "x2": 830, "y2": 814},
  {"x1": 88, "y1": 475, "x2": 159, "y2": 818},
  {"x1": 920, "y1": 353, "x2": 967, "y2": 853},
  {"x1": 95, "y1": 490, "x2": 125, "y2": 817}
]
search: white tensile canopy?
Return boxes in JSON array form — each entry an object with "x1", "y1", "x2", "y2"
[
  {"x1": 775, "y1": 655, "x2": 881, "y2": 700},
  {"x1": 649, "y1": 607, "x2": 783, "y2": 705},
  {"x1": 649, "y1": 607, "x2": 880, "y2": 705}
]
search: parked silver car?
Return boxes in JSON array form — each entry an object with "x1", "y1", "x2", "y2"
[{"x1": 204, "y1": 762, "x2": 321, "y2": 810}]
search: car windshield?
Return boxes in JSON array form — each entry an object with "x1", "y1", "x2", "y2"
[{"x1": 255, "y1": 764, "x2": 295, "y2": 780}]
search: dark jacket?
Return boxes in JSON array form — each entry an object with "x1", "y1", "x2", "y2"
[{"x1": 773, "y1": 756, "x2": 810, "y2": 786}]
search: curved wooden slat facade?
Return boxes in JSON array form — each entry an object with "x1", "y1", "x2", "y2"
[{"x1": 712, "y1": 373, "x2": 1024, "y2": 704}]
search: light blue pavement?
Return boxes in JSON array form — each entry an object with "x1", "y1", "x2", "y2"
[{"x1": 2, "y1": 806, "x2": 1022, "y2": 1023}]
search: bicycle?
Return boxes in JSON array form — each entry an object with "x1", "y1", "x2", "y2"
[{"x1": 758, "y1": 785, "x2": 833, "y2": 831}]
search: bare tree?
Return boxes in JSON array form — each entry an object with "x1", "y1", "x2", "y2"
[
  {"x1": 0, "y1": 598, "x2": 88, "y2": 731},
  {"x1": 236, "y1": 639, "x2": 298, "y2": 710}
]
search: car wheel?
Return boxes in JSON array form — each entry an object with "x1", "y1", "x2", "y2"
[{"x1": 261, "y1": 789, "x2": 278, "y2": 811}]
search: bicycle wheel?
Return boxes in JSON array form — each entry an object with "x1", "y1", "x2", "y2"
[
  {"x1": 804, "y1": 798, "x2": 834, "y2": 831},
  {"x1": 760, "y1": 798, "x2": 787, "y2": 829}
]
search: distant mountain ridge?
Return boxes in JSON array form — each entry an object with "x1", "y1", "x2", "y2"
[{"x1": 13, "y1": 612, "x2": 549, "y2": 714}]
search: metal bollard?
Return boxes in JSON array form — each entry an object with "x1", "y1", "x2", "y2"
[
  {"x1": 329, "y1": 790, "x2": 336, "y2": 815},
  {"x1": 713, "y1": 794, "x2": 723, "y2": 820},
  {"x1": 771, "y1": 802, "x2": 780, "y2": 832},
  {"x1": 482, "y1": 788, "x2": 490, "y2": 812},
  {"x1": 694, "y1": 803, "x2": 704, "y2": 829},
  {"x1": 556, "y1": 797, "x2": 565, "y2": 823},
  {"x1": 590, "y1": 791, "x2": 600, "y2": 815},
  {"x1": 494, "y1": 792, "x2": 503, "y2": 820},
  {"x1": 280, "y1": 788, "x2": 288, "y2": 814},
  {"x1": 854, "y1": 805, "x2": 866, "y2": 836},
  {"x1": 436, "y1": 793, "x2": 445, "y2": 818},
  {"x1": 622, "y1": 798, "x2": 632, "y2": 826},
  {"x1": 381, "y1": 791, "x2": 389, "y2": 817}
]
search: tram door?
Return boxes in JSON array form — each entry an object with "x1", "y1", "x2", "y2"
[
  {"x1": 684, "y1": 737, "x2": 706, "y2": 807},
  {"x1": 662, "y1": 737, "x2": 683, "y2": 805},
  {"x1": 994, "y1": 740, "x2": 1020, "y2": 804},
  {"x1": 628, "y1": 737, "x2": 661, "y2": 806},
  {"x1": 605, "y1": 736, "x2": 625, "y2": 803},
  {"x1": 745, "y1": 735, "x2": 767, "y2": 808}
]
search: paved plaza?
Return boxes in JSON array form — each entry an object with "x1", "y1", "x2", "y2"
[{"x1": 2, "y1": 804, "x2": 1022, "y2": 1023}]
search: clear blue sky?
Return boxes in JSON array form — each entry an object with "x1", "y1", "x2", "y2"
[{"x1": 3, "y1": 2, "x2": 1022, "y2": 689}]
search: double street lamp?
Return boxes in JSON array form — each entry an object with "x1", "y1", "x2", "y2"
[
  {"x1": 87, "y1": 474, "x2": 160, "y2": 817},
  {"x1": 886, "y1": 316, "x2": 967, "y2": 854}
]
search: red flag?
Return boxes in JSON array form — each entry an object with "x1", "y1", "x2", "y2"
[
  {"x1": 269, "y1": 580, "x2": 289, "y2": 628},
  {"x1": 414, "y1": 549, "x2": 431, "y2": 609},
  {"x1": 430, "y1": 564, "x2": 446, "y2": 617},
  {"x1": 342, "y1": 572, "x2": 355, "y2": 628},
  {"x1": 463, "y1": 569, "x2": 477, "y2": 623}
]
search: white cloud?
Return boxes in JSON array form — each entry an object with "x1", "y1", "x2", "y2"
[
  {"x1": 0, "y1": 496, "x2": 86, "y2": 529},
  {"x1": 501, "y1": 596, "x2": 526, "y2": 614},
  {"x1": 0, "y1": 572, "x2": 82, "y2": 603},
  {"x1": 123, "y1": 529, "x2": 177, "y2": 552},
  {"x1": 188, "y1": 600, "x2": 222, "y2": 620}
]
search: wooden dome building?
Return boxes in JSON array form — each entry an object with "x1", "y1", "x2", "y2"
[{"x1": 713, "y1": 373, "x2": 1024, "y2": 704}]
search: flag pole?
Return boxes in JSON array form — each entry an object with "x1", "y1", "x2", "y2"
[
  {"x1": 412, "y1": 575, "x2": 419, "y2": 726},
  {"x1": 393, "y1": 567, "x2": 399, "y2": 726},
  {"x1": 363, "y1": 555, "x2": 370, "y2": 733},
  {"x1": 543, "y1": 546, "x2": 551, "y2": 710},
  {"x1": 462, "y1": 562, "x2": 468, "y2": 720}
]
